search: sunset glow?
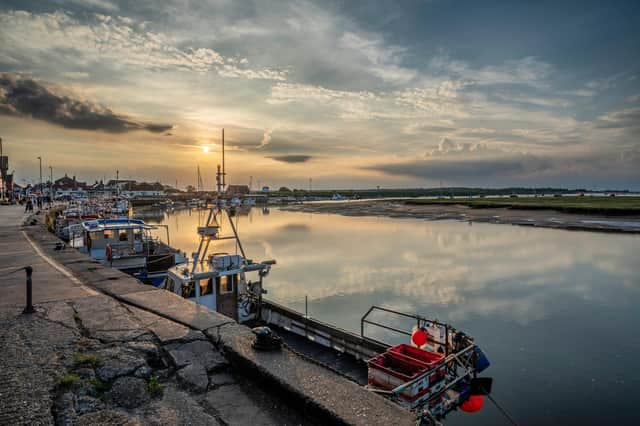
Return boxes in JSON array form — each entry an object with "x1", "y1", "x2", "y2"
[{"x1": 0, "y1": 1, "x2": 638, "y2": 190}]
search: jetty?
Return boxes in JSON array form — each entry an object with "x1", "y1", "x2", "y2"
[{"x1": 0, "y1": 205, "x2": 414, "y2": 425}]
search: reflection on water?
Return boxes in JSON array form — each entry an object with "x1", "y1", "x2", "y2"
[{"x1": 145, "y1": 207, "x2": 640, "y2": 425}]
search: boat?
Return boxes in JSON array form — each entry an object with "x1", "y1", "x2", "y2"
[
  {"x1": 162, "y1": 204, "x2": 274, "y2": 320},
  {"x1": 71, "y1": 218, "x2": 187, "y2": 286},
  {"x1": 159, "y1": 129, "x2": 493, "y2": 424},
  {"x1": 331, "y1": 193, "x2": 345, "y2": 200},
  {"x1": 187, "y1": 198, "x2": 202, "y2": 208},
  {"x1": 160, "y1": 199, "x2": 492, "y2": 422}
]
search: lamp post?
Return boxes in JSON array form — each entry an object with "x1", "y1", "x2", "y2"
[
  {"x1": 49, "y1": 166, "x2": 53, "y2": 207},
  {"x1": 0, "y1": 137, "x2": 4, "y2": 201},
  {"x1": 37, "y1": 156, "x2": 42, "y2": 207}
]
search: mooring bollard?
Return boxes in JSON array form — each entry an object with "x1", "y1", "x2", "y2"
[{"x1": 22, "y1": 265, "x2": 35, "y2": 314}]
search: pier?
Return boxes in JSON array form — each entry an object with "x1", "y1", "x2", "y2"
[{"x1": 0, "y1": 205, "x2": 414, "y2": 425}]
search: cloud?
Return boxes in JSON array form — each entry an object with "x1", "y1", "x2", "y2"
[
  {"x1": 368, "y1": 156, "x2": 550, "y2": 180},
  {"x1": 596, "y1": 107, "x2": 640, "y2": 133},
  {"x1": 365, "y1": 149, "x2": 639, "y2": 185},
  {"x1": 258, "y1": 128, "x2": 273, "y2": 148},
  {"x1": 430, "y1": 56, "x2": 552, "y2": 88},
  {"x1": 0, "y1": 11, "x2": 287, "y2": 80},
  {"x1": 269, "y1": 155, "x2": 313, "y2": 163},
  {"x1": 68, "y1": 0, "x2": 119, "y2": 12},
  {"x1": 61, "y1": 71, "x2": 90, "y2": 80},
  {"x1": 0, "y1": 73, "x2": 172, "y2": 133}
]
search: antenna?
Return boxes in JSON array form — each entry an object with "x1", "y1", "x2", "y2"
[{"x1": 222, "y1": 128, "x2": 226, "y2": 189}]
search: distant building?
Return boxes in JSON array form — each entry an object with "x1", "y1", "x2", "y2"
[
  {"x1": 226, "y1": 184, "x2": 250, "y2": 195},
  {"x1": 54, "y1": 174, "x2": 87, "y2": 198},
  {"x1": 87, "y1": 180, "x2": 112, "y2": 197},
  {"x1": 0, "y1": 155, "x2": 13, "y2": 200},
  {"x1": 120, "y1": 182, "x2": 165, "y2": 198}
]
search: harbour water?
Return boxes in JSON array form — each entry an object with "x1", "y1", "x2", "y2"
[{"x1": 144, "y1": 206, "x2": 640, "y2": 425}]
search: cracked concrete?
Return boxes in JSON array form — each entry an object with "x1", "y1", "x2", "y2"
[{"x1": 1, "y1": 205, "x2": 415, "y2": 426}]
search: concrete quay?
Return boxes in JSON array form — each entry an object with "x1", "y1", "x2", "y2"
[{"x1": 0, "y1": 205, "x2": 415, "y2": 426}]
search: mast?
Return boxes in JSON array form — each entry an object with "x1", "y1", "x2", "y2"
[{"x1": 222, "y1": 128, "x2": 226, "y2": 190}]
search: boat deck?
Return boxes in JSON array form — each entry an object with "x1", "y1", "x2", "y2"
[{"x1": 270, "y1": 324, "x2": 369, "y2": 385}]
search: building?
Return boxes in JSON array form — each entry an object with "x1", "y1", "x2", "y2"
[
  {"x1": 226, "y1": 184, "x2": 250, "y2": 195},
  {"x1": 53, "y1": 174, "x2": 87, "y2": 198},
  {"x1": 120, "y1": 182, "x2": 166, "y2": 198}
]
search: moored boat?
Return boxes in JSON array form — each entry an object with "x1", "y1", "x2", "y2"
[{"x1": 71, "y1": 218, "x2": 186, "y2": 286}]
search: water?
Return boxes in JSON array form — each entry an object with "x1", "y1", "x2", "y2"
[{"x1": 143, "y1": 206, "x2": 640, "y2": 425}]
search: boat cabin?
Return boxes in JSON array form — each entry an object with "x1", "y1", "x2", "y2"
[
  {"x1": 162, "y1": 253, "x2": 273, "y2": 323},
  {"x1": 74, "y1": 219, "x2": 160, "y2": 273}
]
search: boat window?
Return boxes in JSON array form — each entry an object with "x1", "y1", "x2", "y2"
[
  {"x1": 200, "y1": 278, "x2": 213, "y2": 296},
  {"x1": 103, "y1": 230, "x2": 113, "y2": 239},
  {"x1": 119, "y1": 229, "x2": 128, "y2": 241},
  {"x1": 182, "y1": 281, "x2": 195, "y2": 298},
  {"x1": 163, "y1": 278, "x2": 174, "y2": 291},
  {"x1": 218, "y1": 274, "x2": 235, "y2": 294},
  {"x1": 134, "y1": 229, "x2": 142, "y2": 241}
]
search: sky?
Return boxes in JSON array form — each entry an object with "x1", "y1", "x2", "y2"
[{"x1": 0, "y1": 0, "x2": 639, "y2": 190}]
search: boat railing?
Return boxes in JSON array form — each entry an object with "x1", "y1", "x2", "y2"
[{"x1": 361, "y1": 305, "x2": 453, "y2": 355}]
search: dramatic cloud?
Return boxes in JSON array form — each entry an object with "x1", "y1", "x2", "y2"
[
  {"x1": 258, "y1": 128, "x2": 273, "y2": 148},
  {"x1": 596, "y1": 107, "x2": 640, "y2": 133},
  {"x1": 0, "y1": 1, "x2": 638, "y2": 188},
  {"x1": 0, "y1": 11, "x2": 287, "y2": 80},
  {"x1": 365, "y1": 149, "x2": 639, "y2": 185},
  {"x1": 269, "y1": 155, "x2": 313, "y2": 163},
  {"x1": 0, "y1": 73, "x2": 172, "y2": 133}
]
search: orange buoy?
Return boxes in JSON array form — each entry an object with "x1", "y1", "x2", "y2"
[
  {"x1": 411, "y1": 327, "x2": 429, "y2": 347},
  {"x1": 460, "y1": 394, "x2": 484, "y2": 413}
]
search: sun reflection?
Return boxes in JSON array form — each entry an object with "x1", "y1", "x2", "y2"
[{"x1": 202, "y1": 146, "x2": 209, "y2": 153}]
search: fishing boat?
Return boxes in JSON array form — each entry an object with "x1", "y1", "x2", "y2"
[
  {"x1": 160, "y1": 129, "x2": 493, "y2": 425},
  {"x1": 71, "y1": 218, "x2": 187, "y2": 286}
]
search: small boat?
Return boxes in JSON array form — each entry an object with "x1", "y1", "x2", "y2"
[
  {"x1": 331, "y1": 193, "x2": 345, "y2": 200},
  {"x1": 162, "y1": 203, "x2": 274, "y2": 320},
  {"x1": 73, "y1": 218, "x2": 186, "y2": 286}
]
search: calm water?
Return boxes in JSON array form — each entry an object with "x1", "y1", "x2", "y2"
[{"x1": 143, "y1": 207, "x2": 640, "y2": 425}]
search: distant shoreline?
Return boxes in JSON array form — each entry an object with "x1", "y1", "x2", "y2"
[{"x1": 282, "y1": 200, "x2": 640, "y2": 234}]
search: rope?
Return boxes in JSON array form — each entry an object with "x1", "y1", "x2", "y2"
[
  {"x1": 486, "y1": 393, "x2": 519, "y2": 426},
  {"x1": 0, "y1": 266, "x2": 28, "y2": 278},
  {"x1": 144, "y1": 253, "x2": 176, "y2": 265}
]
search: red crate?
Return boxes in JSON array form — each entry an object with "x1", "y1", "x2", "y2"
[
  {"x1": 388, "y1": 344, "x2": 444, "y2": 366},
  {"x1": 368, "y1": 351, "x2": 429, "y2": 382}
]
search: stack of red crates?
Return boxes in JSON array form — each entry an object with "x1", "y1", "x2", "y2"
[{"x1": 368, "y1": 344, "x2": 445, "y2": 403}]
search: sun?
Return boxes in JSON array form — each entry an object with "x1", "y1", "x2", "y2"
[{"x1": 202, "y1": 146, "x2": 209, "y2": 153}]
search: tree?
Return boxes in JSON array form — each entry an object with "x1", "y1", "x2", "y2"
[
  {"x1": 185, "y1": 185, "x2": 196, "y2": 192},
  {"x1": 278, "y1": 186, "x2": 292, "y2": 192}
]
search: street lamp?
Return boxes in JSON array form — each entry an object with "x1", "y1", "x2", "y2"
[
  {"x1": 0, "y1": 137, "x2": 4, "y2": 201},
  {"x1": 49, "y1": 166, "x2": 53, "y2": 207},
  {"x1": 37, "y1": 156, "x2": 42, "y2": 207}
]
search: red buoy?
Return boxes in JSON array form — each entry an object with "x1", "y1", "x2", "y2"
[
  {"x1": 460, "y1": 395, "x2": 484, "y2": 413},
  {"x1": 411, "y1": 327, "x2": 429, "y2": 347}
]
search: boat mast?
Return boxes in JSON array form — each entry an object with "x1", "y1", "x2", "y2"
[{"x1": 222, "y1": 128, "x2": 226, "y2": 191}]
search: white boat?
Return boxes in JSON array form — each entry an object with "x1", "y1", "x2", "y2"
[
  {"x1": 72, "y1": 218, "x2": 186, "y2": 286},
  {"x1": 162, "y1": 203, "x2": 274, "y2": 320}
]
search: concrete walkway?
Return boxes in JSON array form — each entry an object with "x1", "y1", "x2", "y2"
[
  {"x1": 0, "y1": 205, "x2": 415, "y2": 426},
  {"x1": 0, "y1": 205, "x2": 96, "y2": 307}
]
